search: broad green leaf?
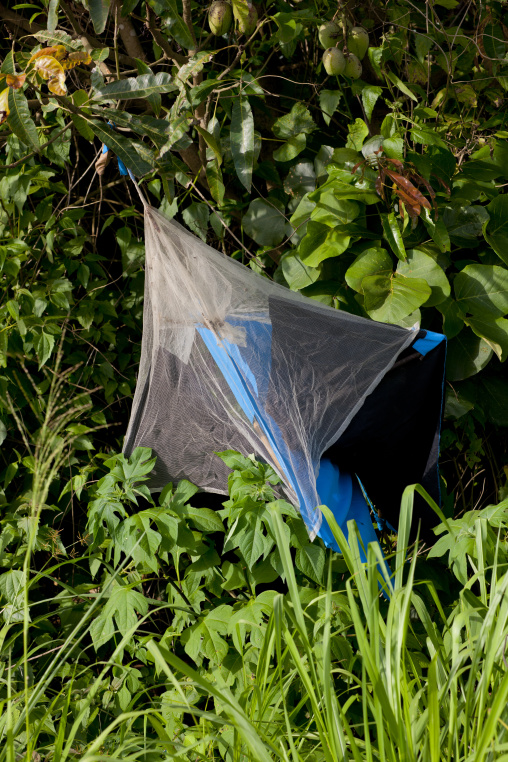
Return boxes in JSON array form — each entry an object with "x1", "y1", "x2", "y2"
[
  {"x1": 382, "y1": 135, "x2": 404, "y2": 161},
  {"x1": 92, "y1": 72, "x2": 178, "y2": 100},
  {"x1": 298, "y1": 223, "x2": 351, "y2": 267},
  {"x1": 410, "y1": 126, "x2": 446, "y2": 147},
  {"x1": 283, "y1": 161, "x2": 316, "y2": 199},
  {"x1": 239, "y1": 517, "x2": 265, "y2": 570},
  {"x1": 483, "y1": 23, "x2": 506, "y2": 60},
  {"x1": 382, "y1": 212, "x2": 406, "y2": 261},
  {"x1": 182, "y1": 202, "x2": 209, "y2": 242},
  {"x1": 0, "y1": 51, "x2": 15, "y2": 75},
  {"x1": 446, "y1": 329, "x2": 493, "y2": 381},
  {"x1": 345, "y1": 247, "x2": 393, "y2": 293},
  {"x1": 346, "y1": 118, "x2": 369, "y2": 151},
  {"x1": 243, "y1": 198, "x2": 286, "y2": 246},
  {"x1": 454, "y1": 264, "x2": 508, "y2": 318},
  {"x1": 182, "y1": 605, "x2": 231, "y2": 664},
  {"x1": 273, "y1": 134, "x2": 306, "y2": 162},
  {"x1": 362, "y1": 85, "x2": 383, "y2": 122},
  {"x1": 421, "y1": 209, "x2": 450, "y2": 253},
  {"x1": 230, "y1": 96, "x2": 254, "y2": 192},
  {"x1": 310, "y1": 189, "x2": 360, "y2": 226},
  {"x1": 156, "y1": 0, "x2": 195, "y2": 49},
  {"x1": 89, "y1": 0, "x2": 111, "y2": 35},
  {"x1": 397, "y1": 249, "x2": 450, "y2": 307},
  {"x1": 0, "y1": 420, "x2": 6, "y2": 447},
  {"x1": 329, "y1": 179, "x2": 379, "y2": 205},
  {"x1": 33, "y1": 29, "x2": 83, "y2": 50},
  {"x1": 437, "y1": 298, "x2": 464, "y2": 339},
  {"x1": 88, "y1": 120, "x2": 153, "y2": 176},
  {"x1": 465, "y1": 315, "x2": 508, "y2": 362},
  {"x1": 33, "y1": 331, "x2": 55, "y2": 368},
  {"x1": 272, "y1": 102, "x2": 316, "y2": 139},
  {"x1": 281, "y1": 252, "x2": 320, "y2": 290},
  {"x1": 296, "y1": 544, "x2": 325, "y2": 585},
  {"x1": 478, "y1": 377, "x2": 508, "y2": 427},
  {"x1": 7, "y1": 89, "x2": 39, "y2": 150},
  {"x1": 484, "y1": 195, "x2": 508, "y2": 266},
  {"x1": 443, "y1": 205, "x2": 489, "y2": 247},
  {"x1": 89, "y1": 584, "x2": 148, "y2": 650},
  {"x1": 319, "y1": 89, "x2": 341, "y2": 126},
  {"x1": 363, "y1": 273, "x2": 431, "y2": 323}
]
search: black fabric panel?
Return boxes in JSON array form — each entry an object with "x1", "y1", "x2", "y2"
[{"x1": 324, "y1": 337, "x2": 446, "y2": 543}]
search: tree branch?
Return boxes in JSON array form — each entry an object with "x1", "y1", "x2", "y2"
[{"x1": 146, "y1": 7, "x2": 188, "y2": 66}]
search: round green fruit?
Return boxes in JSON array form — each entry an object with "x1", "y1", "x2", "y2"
[
  {"x1": 347, "y1": 26, "x2": 369, "y2": 60},
  {"x1": 238, "y1": 3, "x2": 258, "y2": 35},
  {"x1": 344, "y1": 53, "x2": 362, "y2": 79},
  {"x1": 318, "y1": 21, "x2": 341, "y2": 49},
  {"x1": 322, "y1": 47, "x2": 346, "y2": 76},
  {"x1": 209, "y1": 1, "x2": 233, "y2": 35}
]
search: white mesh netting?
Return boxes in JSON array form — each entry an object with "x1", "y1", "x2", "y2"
[{"x1": 124, "y1": 205, "x2": 417, "y2": 539}]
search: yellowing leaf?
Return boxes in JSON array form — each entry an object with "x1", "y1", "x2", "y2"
[
  {"x1": 54, "y1": 46, "x2": 92, "y2": 70},
  {"x1": 48, "y1": 71, "x2": 67, "y2": 96},
  {"x1": 34, "y1": 55, "x2": 67, "y2": 96},
  {"x1": 34, "y1": 54, "x2": 64, "y2": 80},
  {"x1": 28, "y1": 46, "x2": 60, "y2": 65},
  {"x1": 5, "y1": 73, "x2": 26, "y2": 89},
  {"x1": 0, "y1": 88, "x2": 9, "y2": 125}
]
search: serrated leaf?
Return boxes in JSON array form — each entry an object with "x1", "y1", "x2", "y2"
[
  {"x1": 230, "y1": 96, "x2": 254, "y2": 192},
  {"x1": 93, "y1": 72, "x2": 178, "y2": 100},
  {"x1": 88, "y1": 120, "x2": 153, "y2": 176},
  {"x1": 319, "y1": 89, "x2": 341, "y2": 126},
  {"x1": 238, "y1": 516, "x2": 265, "y2": 569},
  {"x1": 362, "y1": 85, "x2": 383, "y2": 122},
  {"x1": 89, "y1": 0, "x2": 111, "y2": 35},
  {"x1": 273, "y1": 102, "x2": 316, "y2": 139},
  {"x1": 296, "y1": 544, "x2": 325, "y2": 585},
  {"x1": 7, "y1": 89, "x2": 39, "y2": 150},
  {"x1": 90, "y1": 584, "x2": 148, "y2": 650},
  {"x1": 33, "y1": 331, "x2": 55, "y2": 368}
]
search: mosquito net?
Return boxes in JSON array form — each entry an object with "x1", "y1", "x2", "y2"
[{"x1": 124, "y1": 204, "x2": 445, "y2": 542}]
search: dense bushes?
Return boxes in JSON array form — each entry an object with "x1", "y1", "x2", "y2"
[{"x1": 1, "y1": 0, "x2": 508, "y2": 757}]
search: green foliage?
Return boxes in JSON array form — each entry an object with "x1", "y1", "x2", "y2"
[{"x1": 1, "y1": 0, "x2": 508, "y2": 756}]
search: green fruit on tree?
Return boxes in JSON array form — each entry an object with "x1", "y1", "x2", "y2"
[
  {"x1": 238, "y1": 3, "x2": 258, "y2": 35},
  {"x1": 318, "y1": 21, "x2": 341, "y2": 49},
  {"x1": 347, "y1": 26, "x2": 369, "y2": 60},
  {"x1": 322, "y1": 47, "x2": 346, "y2": 76},
  {"x1": 344, "y1": 53, "x2": 362, "y2": 79},
  {"x1": 209, "y1": 1, "x2": 233, "y2": 35}
]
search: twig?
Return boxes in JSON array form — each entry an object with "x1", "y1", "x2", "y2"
[{"x1": 146, "y1": 6, "x2": 188, "y2": 66}]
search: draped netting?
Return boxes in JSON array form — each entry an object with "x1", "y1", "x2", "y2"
[{"x1": 124, "y1": 205, "x2": 417, "y2": 540}]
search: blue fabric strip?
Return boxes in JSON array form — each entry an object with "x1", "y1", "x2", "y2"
[{"x1": 412, "y1": 330, "x2": 446, "y2": 357}]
